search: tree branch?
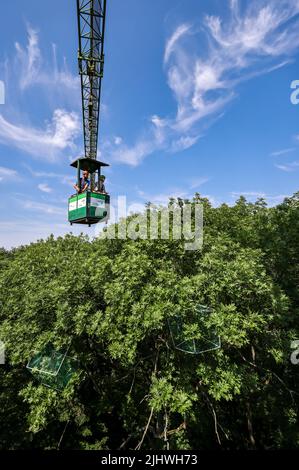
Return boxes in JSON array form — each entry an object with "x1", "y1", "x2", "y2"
[
  {"x1": 134, "y1": 349, "x2": 160, "y2": 450},
  {"x1": 238, "y1": 350, "x2": 297, "y2": 402},
  {"x1": 57, "y1": 420, "x2": 70, "y2": 450},
  {"x1": 135, "y1": 407, "x2": 154, "y2": 451}
]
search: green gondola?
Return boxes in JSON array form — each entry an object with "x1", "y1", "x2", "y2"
[{"x1": 68, "y1": 157, "x2": 110, "y2": 226}]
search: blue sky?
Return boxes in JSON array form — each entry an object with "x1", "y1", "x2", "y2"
[{"x1": 1, "y1": 0, "x2": 299, "y2": 248}]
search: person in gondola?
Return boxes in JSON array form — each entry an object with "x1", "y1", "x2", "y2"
[
  {"x1": 73, "y1": 170, "x2": 90, "y2": 193},
  {"x1": 95, "y1": 175, "x2": 107, "y2": 194}
]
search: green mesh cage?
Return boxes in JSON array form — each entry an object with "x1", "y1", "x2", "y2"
[
  {"x1": 168, "y1": 304, "x2": 221, "y2": 355},
  {"x1": 26, "y1": 345, "x2": 78, "y2": 391}
]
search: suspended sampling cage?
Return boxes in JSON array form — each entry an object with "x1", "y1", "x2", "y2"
[
  {"x1": 168, "y1": 304, "x2": 221, "y2": 355},
  {"x1": 26, "y1": 345, "x2": 78, "y2": 391}
]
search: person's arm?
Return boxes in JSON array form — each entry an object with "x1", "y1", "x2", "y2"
[
  {"x1": 82, "y1": 183, "x2": 88, "y2": 192},
  {"x1": 74, "y1": 183, "x2": 80, "y2": 192}
]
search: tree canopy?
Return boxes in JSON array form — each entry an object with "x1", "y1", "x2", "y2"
[{"x1": 0, "y1": 193, "x2": 298, "y2": 450}]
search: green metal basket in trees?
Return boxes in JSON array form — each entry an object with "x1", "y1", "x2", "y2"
[
  {"x1": 168, "y1": 304, "x2": 221, "y2": 355},
  {"x1": 26, "y1": 345, "x2": 78, "y2": 391}
]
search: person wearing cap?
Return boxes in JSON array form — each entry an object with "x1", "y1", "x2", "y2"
[{"x1": 95, "y1": 175, "x2": 107, "y2": 194}]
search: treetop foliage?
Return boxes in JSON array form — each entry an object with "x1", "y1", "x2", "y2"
[{"x1": 0, "y1": 193, "x2": 298, "y2": 449}]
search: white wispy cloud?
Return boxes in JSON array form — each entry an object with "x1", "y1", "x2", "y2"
[
  {"x1": 136, "y1": 188, "x2": 288, "y2": 209},
  {"x1": 26, "y1": 168, "x2": 61, "y2": 178},
  {"x1": 162, "y1": 0, "x2": 299, "y2": 133},
  {"x1": 112, "y1": 139, "x2": 157, "y2": 167},
  {"x1": 24, "y1": 166, "x2": 75, "y2": 189},
  {"x1": 0, "y1": 109, "x2": 80, "y2": 161},
  {"x1": 164, "y1": 23, "x2": 191, "y2": 63},
  {"x1": 0, "y1": 166, "x2": 18, "y2": 182},
  {"x1": 22, "y1": 200, "x2": 65, "y2": 216},
  {"x1": 114, "y1": 136, "x2": 123, "y2": 146},
  {"x1": 270, "y1": 148, "x2": 296, "y2": 156},
  {"x1": 137, "y1": 188, "x2": 189, "y2": 206},
  {"x1": 109, "y1": 0, "x2": 299, "y2": 166},
  {"x1": 170, "y1": 135, "x2": 201, "y2": 153},
  {"x1": 137, "y1": 180, "x2": 210, "y2": 206},
  {"x1": 15, "y1": 26, "x2": 79, "y2": 92},
  {"x1": 275, "y1": 161, "x2": 299, "y2": 172},
  {"x1": 0, "y1": 25, "x2": 82, "y2": 164},
  {"x1": 38, "y1": 183, "x2": 52, "y2": 193},
  {"x1": 189, "y1": 177, "x2": 210, "y2": 190},
  {"x1": 231, "y1": 191, "x2": 289, "y2": 205},
  {"x1": 231, "y1": 191, "x2": 267, "y2": 199},
  {"x1": 15, "y1": 26, "x2": 41, "y2": 90}
]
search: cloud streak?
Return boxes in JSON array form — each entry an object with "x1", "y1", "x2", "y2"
[
  {"x1": 15, "y1": 26, "x2": 79, "y2": 92},
  {"x1": 0, "y1": 166, "x2": 18, "y2": 182},
  {"x1": 137, "y1": 176, "x2": 210, "y2": 206},
  {"x1": 0, "y1": 25, "x2": 82, "y2": 163},
  {"x1": 38, "y1": 183, "x2": 52, "y2": 193},
  {"x1": 275, "y1": 161, "x2": 299, "y2": 172},
  {"x1": 271, "y1": 148, "x2": 296, "y2": 157},
  {"x1": 231, "y1": 191, "x2": 289, "y2": 205},
  {"x1": 22, "y1": 200, "x2": 65, "y2": 216},
  {"x1": 24, "y1": 165, "x2": 74, "y2": 188},
  {"x1": 164, "y1": 23, "x2": 191, "y2": 64},
  {"x1": 109, "y1": 0, "x2": 299, "y2": 166},
  {"x1": 0, "y1": 109, "x2": 80, "y2": 161}
]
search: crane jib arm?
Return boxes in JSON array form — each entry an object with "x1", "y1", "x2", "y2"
[{"x1": 77, "y1": 0, "x2": 107, "y2": 160}]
